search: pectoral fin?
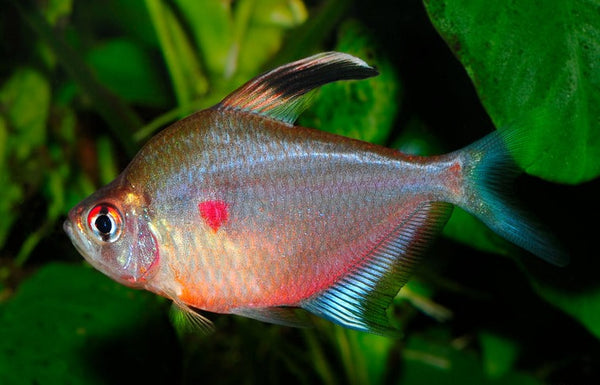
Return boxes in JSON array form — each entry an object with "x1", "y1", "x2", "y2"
[{"x1": 170, "y1": 301, "x2": 215, "y2": 336}]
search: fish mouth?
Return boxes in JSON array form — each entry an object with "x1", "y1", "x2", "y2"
[{"x1": 63, "y1": 218, "x2": 92, "y2": 262}]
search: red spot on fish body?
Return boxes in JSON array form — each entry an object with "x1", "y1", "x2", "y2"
[
  {"x1": 446, "y1": 160, "x2": 463, "y2": 198},
  {"x1": 449, "y1": 161, "x2": 461, "y2": 174},
  {"x1": 199, "y1": 200, "x2": 229, "y2": 232}
]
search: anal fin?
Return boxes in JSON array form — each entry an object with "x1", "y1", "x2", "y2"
[
  {"x1": 231, "y1": 307, "x2": 311, "y2": 329},
  {"x1": 301, "y1": 201, "x2": 452, "y2": 336}
]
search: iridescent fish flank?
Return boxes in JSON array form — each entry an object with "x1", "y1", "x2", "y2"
[{"x1": 63, "y1": 52, "x2": 567, "y2": 336}]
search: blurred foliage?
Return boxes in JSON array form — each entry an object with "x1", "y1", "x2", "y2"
[
  {"x1": 0, "y1": 263, "x2": 176, "y2": 385},
  {"x1": 0, "y1": 0, "x2": 598, "y2": 384}
]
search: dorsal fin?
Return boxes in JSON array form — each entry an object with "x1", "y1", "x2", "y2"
[{"x1": 216, "y1": 52, "x2": 378, "y2": 124}]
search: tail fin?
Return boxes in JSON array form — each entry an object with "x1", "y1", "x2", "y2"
[{"x1": 458, "y1": 128, "x2": 569, "y2": 267}]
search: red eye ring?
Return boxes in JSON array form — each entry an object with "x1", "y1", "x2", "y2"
[{"x1": 87, "y1": 204, "x2": 123, "y2": 242}]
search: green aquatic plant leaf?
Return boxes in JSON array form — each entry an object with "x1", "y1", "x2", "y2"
[
  {"x1": 174, "y1": 0, "x2": 234, "y2": 79},
  {"x1": 401, "y1": 333, "x2": 540, "y2": 385},
  {"x1": 533, "y1": 281, "x2": 600, "y2": 340},
  {"x1": 479, "y1": 331, "x2": 520, "y2": 379},
  {"x1": 87, "y1": 39, "x2": 171, "y2": 108},
  {"x1": 0, "y1": 69, "x2": 50, "y2": 249},
  {"x1": 0, "y1": 263, "x2": 177, "y2": 384},
  {"x1": 424, "y1": 0, "x2": 600, "y2": 183},
  {"x1": 40, "y1": 0, "x2": 72, "y2": 25},
  {"x1": 234, "y1": 0, "x2": 308, "y2": 82},
  {"x1": 0, "y1": 68, "x2": 50, "y2": 160},
  {"x1": 175, "y1": 0, "x2": 307, "y2": 88},
  {"x1": 145, "y1": 0, "x2": 209, "y2": 106},
  {"x1": 271, "y1": 0, "x2": 352, "y2": 66}
]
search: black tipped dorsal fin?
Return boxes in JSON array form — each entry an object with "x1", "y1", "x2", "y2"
[{"x1": 216, "y1": 52, "x2": 378, "y2": 124}]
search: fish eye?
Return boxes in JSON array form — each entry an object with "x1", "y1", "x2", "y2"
[{"x1": 87, "y1": 204, "x2": 123, "y2": 242}]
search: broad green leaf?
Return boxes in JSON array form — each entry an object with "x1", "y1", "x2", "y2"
[
  {"x1": 175, "y1": 0, "x2": 307, "y2": 83},
  {"x1": 424, "y1": 0, "x2": 600, "y2": 183},
  {"x1": 300, "y1": 20, "x2": 401, "y2": 145},
  {"x1": 174, "y1": 0, "x2": 234, "y2": 78},
  {"x1": 235, "y1": 0, "x2": 308, "y2": 80},
  {"x1": 0, "y1": 263, "x2": 177, "y2": 385},
  {"x1": 87, "y1": 39, "x2": 171, "y2": 107}
]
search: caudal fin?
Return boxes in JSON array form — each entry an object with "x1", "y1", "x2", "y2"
[{"x1": 458, "y1": 128, "x2": 569, "y2": 267}]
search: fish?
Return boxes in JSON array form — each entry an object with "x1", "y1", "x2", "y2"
[{"x1": 63, "y1": 52, "x2": 567, "y2": 336}]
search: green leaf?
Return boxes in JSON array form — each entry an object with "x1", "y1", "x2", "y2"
[
  {"x1": 424, "y1": 0, "x2": 600, "y2": 183},
  {"x1": 175, "y1": 0, "x2": 307, "y2": 83},
  {"x1": 0, "y1": 68, "x2": 50, "y2": 161},
  {"x1": 235, "y1": 0, "x2": 308, "y2": 80},
  {"x1": 0, "y1": 263, "x2": 177, "y2": 385},
  {"x1": 41, "y1": 0, "x2": 73, "y2": 25},
  {"x1": 333, "y1": 328, "x2": 394, "y2": 385},
  {"x1": 391, "y1": 118, "x2": 444, "y2": 156},
  {"x1": 401, "y1": 333, "x2": 540, "y2": 385},
  {"x1": 271, "y1": 0, "x2": 352, "y2": 66},
  {"x1": 479, "y1": 331, "x2": 520, "y2": 379},
  {"x1": 0, "y1": 117, "x2": 23, "y2": 248},
  {"x1": 87, "y1": 39, "x2": 171, "y2": 107},
  {"x1": 15, "y1": 2, "x2": 141, "y2": 155},
  {"x1": 300, "y1": 20, "x2": 401, "y2": 145},
  {"x1": 0, "y1": 68, "x2": 50, "y2": 248},
  {"x1": 533, "y1": 282, "x2": 600, "y2": 341},
  {"x1": 174, "y1": 0, "x2": 234, "y2": 78},
  {"x1": 96, "y1": 135, "x2": 120, "y2": 185},
  {"x1": 146, "y1": 0, "x2": 209, "y2": 106}
]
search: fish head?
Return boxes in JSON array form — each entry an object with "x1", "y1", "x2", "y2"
[{"x1": 63, "y1": 179, "x2": 160, "y2": 288}]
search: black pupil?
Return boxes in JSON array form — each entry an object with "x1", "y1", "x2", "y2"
[{"x1": 95, "y1": 214, "x2": 112, "y2": 235}]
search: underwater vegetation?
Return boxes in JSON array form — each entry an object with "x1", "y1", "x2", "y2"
[{"x1": 0, "y1": 0, "x2": 599, "y2": 384}]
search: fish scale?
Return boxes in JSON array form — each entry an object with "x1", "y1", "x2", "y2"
[{"x1": 64, "y1": 52, "x2": 567, "y2": 335}]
